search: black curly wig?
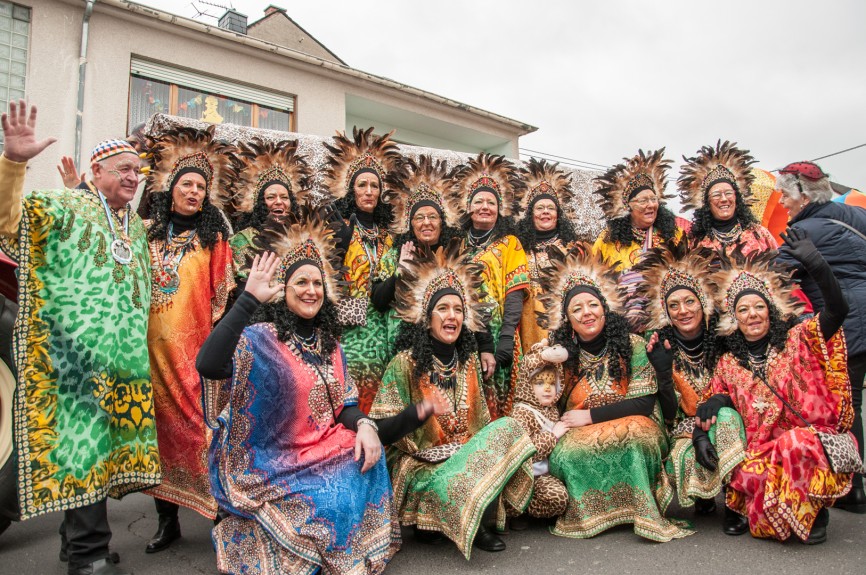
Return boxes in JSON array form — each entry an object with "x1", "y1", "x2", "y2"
[
  {"x1": 394, "y1": 321, "x2": 478, "y2": 379},
  {"x1": 606, "y1": 205, "x2": 679, "y2": 247},
  {"x1": 689, "y1": 189, "x2": 759, "y2": 242},
  {"x1": 723, "y1": 304, "x2": 798, "y2": 371},
  {"x1": 233, "y1": 183, "x2": 300, "y2": 232},
  {"x1": 251, "y1": 297, "x2": 342, "y2": 360},
  {"x1": 515, "y1": 200, "x2": 578, "y2": 251},
  {"x1": 147, "y1": 190, "x2": 231, "y2": 249},
  {"x1": 657, "y1": 313, "x2": 724, "y2": 374},
  {"x1": 333, "y1": 187, "x2": 394, "y2": 229},
  {"x1": 553, "y1": 308, "x2": 633, "y2": 382}
]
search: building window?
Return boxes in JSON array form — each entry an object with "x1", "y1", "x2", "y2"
[
  {"x1": 0, "y1": 1, "x2": 30, "y2": 151},
  {"x1": 127, "y1": 58, "x2": 294, "y2": 133}
]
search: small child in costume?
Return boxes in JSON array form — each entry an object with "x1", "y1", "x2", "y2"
[{"x1": 509, "y1": 347, "x2": 569, "y2": 522}]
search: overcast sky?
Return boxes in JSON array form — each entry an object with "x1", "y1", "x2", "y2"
[{"x1": 138, "y1": 0, "x2": 865, "y2": 189}]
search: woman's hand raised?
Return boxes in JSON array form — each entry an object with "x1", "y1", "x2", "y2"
[{"x1": 245, "y1": 252, "x2": 284, "y2": 303}]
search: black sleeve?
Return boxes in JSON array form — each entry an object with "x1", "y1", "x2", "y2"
[
  {"x1": 196, "y1": 291, "x2": 260, "y2": 379},
  {"x1": 336, "y1": 404, "x2": 426, "y2": 445},
  {"x1": 657, "y1": 377, "x2": 678, "y2": 422},
  {"x1": 499, "y1": 289, "x2": 525, "y2": 339},
  {"x1": 475, "y1": 330, "x2": 495, "y2": 354},
  {"x1": 589, "y1": 395, "x2": 655, "y2": 424},
  {"x1": 370, "y1": 274, "x2": 398, "y2": 313},
  {"x1": 800, "y1": 251, "x2": 849, "y2": 339},
  {"x1": 333, "y1": 215, "x2": 353, "y2": 256}
]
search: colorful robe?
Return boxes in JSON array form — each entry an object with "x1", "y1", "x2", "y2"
[
  {"x1": 549, "y1": 334, "x2": 692, "y2": 541},
  {"x1": 708, "y1": 316, "x2": 854, "y2": 541},
  {"x1": 520, "y1": 238, "x2": 568, "y2": 353},
  {"x1": 369, "y1": 351, "x2": 535, "y2": 559},
  {"x1": 691, "y1": 224, "x2": 778, "y2": 258},
  {"x1": 466, "y1": 234, "x2": 530, "y2": 418},
  {"x1": 205, "y1": 324, "x2": 399, "y2": 575},
  {"x1": 342, "y1": 225, "x2": 392, "y2": 413},
  {"x1": 371, "y1": 246, "x2": 402, "y2": 356},
  {"x1": 0, "y1": 162, "x2": 159, "y2": 520},
  {"x1": 593, "y1": 219, "x2": 689, "y2": 332},
  {"x1": 663, "y1": 357, "x2": 746, "y2": 507},
  {"x1": 228, "y1": 226, "x2": 257, "y2": 280},
  {"x1": 145, "y1": 232, "x2": 234, "y2": 518}
]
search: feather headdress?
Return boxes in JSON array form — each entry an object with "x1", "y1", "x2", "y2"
[
  {"x1": 446, "y1": 153, "x2": 526, "y2": 219},
  {"x1": 594, "y1": 148, "x2": 671, "y2": 220},
  {"x1": 634, "y1": 242, "x2": 717, "y2": 331},
  {"x1": 678, "y1": 141, "x2": 756, "y2": 212},
  {"x1": 147, "y1": 124, "x2": 238, "y2": 213},
  {"x1": 536, "y1": 243, "x2": 623, "y2": 333},
  {"x1": 394, "y1": 238, "x2": 491, "y2": 332},
  {"x1": 518, "y1": 158, "x2": 576, "y2": 221},
  {"x1": 513, "y1": 347, "x2": 565, "y2": 407},
  {"x1": 322, "y1": 126, "x2": 401, "y2": 201},
  {"x1": 253, "y1": 207, "x2": 345, "y2": 304},
  {"x1": 232, "y1": 138, "x2": 312, "y2": 215},
  {"x1": 708, "y1": 249, "x2": 802, "y2": 336},
  {"x1": 383, "y1": 155, "x2": 456, "y2": 235}
]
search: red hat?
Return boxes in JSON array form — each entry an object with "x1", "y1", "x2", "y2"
[{"x1": 779, "y1": 161, "x2": 828, "y2": 181}]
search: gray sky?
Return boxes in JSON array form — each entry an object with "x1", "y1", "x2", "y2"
[{"x1": 138, "y1": 0, "x2": 866, "y2": 189}]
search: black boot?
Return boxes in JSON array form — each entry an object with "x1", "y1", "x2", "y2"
[
  {"x1": 473, "y1": 524, "x2": 506, "y2": 552},
  {"x1": 723, "y1": 507, "x2": 748, "y2": 536},
  {"x1": 145, "y1": 514, "x2": 181, "y2": 553},
  {"x1": 694, "y1": 497, "x2": 717, "y2": 515},
  {"x1": 804, "y1": 507, "x2": 829, "y2": 545},
  {"x1": 67, "y1": 558, "x2": 129, "y2": 575},
  {"x1": 413, "y1": 525, "x2": 446, "y2": 545},
  {"x1": 834, "y1": 485, "x2": 866, "y2": 514}
]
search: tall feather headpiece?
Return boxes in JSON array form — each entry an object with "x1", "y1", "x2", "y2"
[
  {"x1": 678, "y1": 140, "x2": 756, "y2": 212},
  {"x1": 253, "y1": 207, "x2": 345, "y2": 304},
  {"x1": 147, "y1": 124, "x2": 238, "y2": 213},
  {"x1": 518, "y1": 158, "x2": 576, "y2": 221},
  {"x1": 536, "y1": 243, "x2": 624, "y2": 333},
  {"x1": 394, "y1": 239, "x2": 491, "y2": 332},
  {"x1": 708, "y1": 249, "x2": 803, "y2": 336},
  {"x1": 322, "y1": 126, "x2": 401, "y2": 201},
  {"x1": 383, "y1": 155, "x2": 457, "y2": 235},
  {"x1": 594, "y1": 148, "x2": 671, "y2": 220},
  {"x1": 232, "y1": 138, "x2": 312, "y2": 215},
  {"x1": 446, "y1": 153, "x2": 526, "y2": 219},
  {"x1": 634, "y1": 243, "x2": 717, "y2": 330}
]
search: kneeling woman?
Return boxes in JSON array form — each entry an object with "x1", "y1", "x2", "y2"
[
  {"x1": 696, "y1": 228, "x2": 856, "y2": 544},
  {"x1": 197, "y1": 214, "x2": 440, "y2": 574},
  {"x1": 538, "y1": 246, "x2": 692, "y2": 541},
  {"x1": 370, "y1": 241, "x2": 536, "y2": 558}
]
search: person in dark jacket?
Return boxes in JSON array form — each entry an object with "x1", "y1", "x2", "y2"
[{"x1": 775, "y1": 161, "x2": 866, "y2": 513}]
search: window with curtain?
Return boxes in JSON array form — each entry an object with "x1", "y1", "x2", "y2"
[{"x1": 0, "y1": 1, "x2": 29, "y2": 151}]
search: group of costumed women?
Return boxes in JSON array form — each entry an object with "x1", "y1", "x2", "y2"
[{"x1": 117, "y1": 121, "x2": 858, "y2": 574}]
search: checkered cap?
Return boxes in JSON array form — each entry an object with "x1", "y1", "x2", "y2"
[{"x1": 90, "y1": 139, "x2": 137, "y2": 164}]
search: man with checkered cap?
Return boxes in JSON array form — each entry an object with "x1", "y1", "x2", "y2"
[{"x1": 0, "y1": 100, "x2": 159, "y2": 575}]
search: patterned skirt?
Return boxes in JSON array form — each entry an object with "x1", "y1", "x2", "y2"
[
  {"x1": 342, "y1": 300, "x2": 390, "y2": 414},
  {"x1": 388, "y1": 417, "x2": 535, "y2": 559},
  {"x1": 549, "y1": 415, "x2": 693, "y2": 541},
  {"x1": 665, "y1": 407, "x2": 747, "y2": 507}
]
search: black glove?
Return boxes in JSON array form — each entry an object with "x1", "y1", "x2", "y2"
[
  {"x1": 695, "y1": 393, "x2": 731, "y2": 423},
  {"x1": 494, "y1": 335, "x2": 515, "y2": 368},
  {"x1": 780, "y1": 227, "x2": 820, "y2": 264},
  {"x1": 692, "y1": 431, "x2": 719, "y2": 472},
  {"x1": 646, "y1": 338, "x2": 674, "y2": 383}
]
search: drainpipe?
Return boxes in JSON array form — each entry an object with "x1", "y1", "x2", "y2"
[{"x1": 73, "y1": 0, "x2": 96, "y2": 171}]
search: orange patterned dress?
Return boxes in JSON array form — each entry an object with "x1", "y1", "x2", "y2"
[
  {"x1": 145, "y1": 230, "x2": 235, "y2": 518},
  {"x1": 708, "y1": 316, "x2": 854, "y2": 541}
]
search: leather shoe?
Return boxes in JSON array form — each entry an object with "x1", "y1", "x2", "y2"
[
  {"x1": 834, "y1": 486, "x2": 866, "y2": 514},
  {"x1": 803, "y1": 508, "x2": 829, "y2": 545},
  {"x1": 0, "y1": 516, "x2": 10, "y2": 537},
  {"x1": 413, "y1": 526, "x2": 446, "y2": 545},
  {"x1": 145, "y1": 515, "x2": 181, "y2": 553},
  {"x1": 60, "y1": 548, "x2": 119, "y2": 564},
  {"x1": 509, "y1": 514, "x2": 530, "y2": 531},
  {"x1": 67, "y1": 558, "x2": 129, "y2": 575},
  {"x1": 723, "y1": 507, "x2": 748, "y2": 536},
  {"x1": 694, "y1": 497, "x2": 717, "y2": 515},
  {"x1": 473, "y1": 524, "x2": 506, "y2": 552}
]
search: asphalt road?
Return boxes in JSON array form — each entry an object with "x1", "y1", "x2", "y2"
[{"x1": 0, "y1": 492, "x2": 863, "y2": 575}]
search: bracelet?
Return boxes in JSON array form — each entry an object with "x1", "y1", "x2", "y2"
[{"x1": 357, "y1": 417, "x2": 378, "y2": 432}]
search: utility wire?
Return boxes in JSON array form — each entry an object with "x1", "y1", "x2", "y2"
[
  {"x1": 519, "y1": 147, "x2": 610, "y2": 170},
  {"x1": 810, "y1": 142, "x2": 866, "y2": 163}
]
